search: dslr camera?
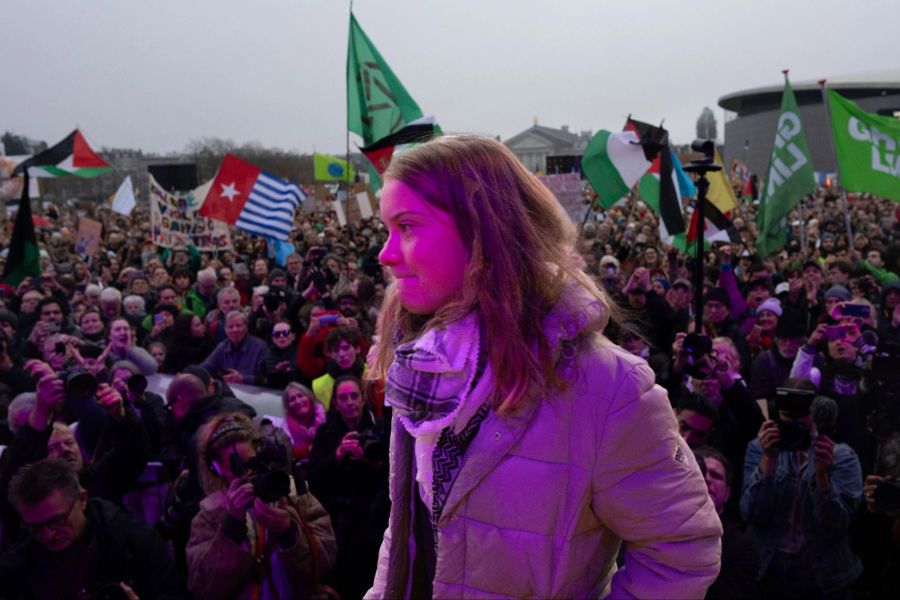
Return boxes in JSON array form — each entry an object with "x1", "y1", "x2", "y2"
[
  {"x1": 229, "y1": 437, "x2": 292, "y2": 503},
  {"x1": 60, "y1": 368, "x2": 98, "y2": 400},
  {"x1": 682, "y1": 333, "x2": 714, "y2": 379}
]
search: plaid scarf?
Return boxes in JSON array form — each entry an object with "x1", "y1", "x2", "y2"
[{"x1": 386, "y1": 311, "x2": 493, "y2": 511}]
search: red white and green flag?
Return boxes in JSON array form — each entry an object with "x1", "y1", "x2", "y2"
[{"x1": 12, "y1": 129, "x2": 111, "y2": 178}]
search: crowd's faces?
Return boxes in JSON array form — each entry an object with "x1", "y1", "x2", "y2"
[
  {"x1": 620, "y1": 334, "x2": 645, "y2": 357},
  {"x1": 172, "y1": 251, "x2": 189, "y2": 267},
  {"x1": 131, "y1": 278, "x2": 150, "y2": 296},
  {"x1": 338, "y1": 296, "x2": 358, "y2": 317},
  {"x1": 269, "y1": 274, "x2": 287, "y2": 288},
  {"x1": 78, "y1": 312, "x2": 104, "y2": 336},
  {"x1": 710, "y1": 340, "x2": 739, "y2": 375},
  {"x1": 100, "y1": 300, "x2": 121, "y2": 321},
  {"x1": 18, "y1": 488, "x2": 88, "y2": 553},
  {"x1": 692, "y1": 377, "x2": 723, "y2": 406},
  {"x1": 755, "y1": 310, "x2": 778, "y2": 333},
  {"x1": 643, "y1": 247, "x2": 659, "y2": 269},
  {"x1": 218, "y1": 268, "x2": 234, "y2": 287},
  {"x1": 324, "y1": 257, "x2": 342, "y2": 278},
  {"x1": 151, "y1": 267, "x2": 170, "y2": 288},
  {"x1": 84, "y1": 289, "x2": 101, "y2": 308},
  {"x1": 218, "y1": 290, "x2": 241, "y2": 315},
  {"x1": 828, "y1": 266, "x2": 849, "y2": 286},
  {"x1": 48, "y1": 425, "x2": 84, "y2": 472},
  {"x1": 123, "y1": 299, "x2": 144, "y2": 316},
  {"x1": 775, "y1": 336, "x2": 803, "y2": 359},
  {"x1": 213, "y1": 440, "x2": 256, "y2": 484},
  {"x1": 40, "y1": 302, "x2": 65, "y2": 325},
  {"x1": 704, "y1": 300, "x2": 729, "y2": 324},
  {"x1": 148, "y1": 343, "x2": 166, "y2": 367},
  {"x1": 190, "y1": 315, "x2": 206, "y2": 338},
  {"x1": 20, "y1": 291, "x2": 42, "y2": 315},
  {"x1": 670, "y1": 285, "x2": 692, "y2": 311},
  {"x1": 174, "y1": 274, "x2": 191, "y2": 292},
  {"x1": 746, "y1": 286, "x2": 770, "y2": 310},
  {"x1": 0, "y1": 320, "x2": 15, "y2": 340},
  {"x1": 108, "y1": 319, "x2": 131, "y2": 348},
  {"x1": 703, "y1": 457, "x2": 730, "y2": 515},
  {"x1": 154, "y1": 310, "x2": 175, "y2": 330},
  {"x1": 329, "y1": 339, "x2": 360, "y2": 370},
  {"x1": 335, "y1": 380, "x2": 364, "y2": 426},
  {"x1": 821, "y1": 237, "x2": 836, "y2": 253},
  {"x1": 378, "y1": 179, "x2": 468, "y2": 316},
  {"x1": 626, "y1": 290, "x2": 647, "y2": 309},
  {"x1": 827, "y1": 331, "x2": 859, "y2": 364},
  {"x1": 285, "y1": 255, "x2": 302, "y2": 277},
  {"x1": 271, "y1": 323, "x2": 294, "y2": 349},
  {"x1": 253, "y1": 259, "x2": 268, "y2": 280},
  {"x1": 676, "y1": 408, "x2": 714, "y2": 448},
  {"x1": 157, "y1": 287, "x2": 179, "y2": 307},
  {"x1": 803, "y1": 265, "x2": 825, "y2": 288},
  {"x1": 885, "y1": 288, "x2": 900, "y2": 311},
  {"x1": 285, "y1": 388, "x2": 313, "y2": 420},
  {"x1": 225, "y1": 315, "x2": 248, "y2": 346}
]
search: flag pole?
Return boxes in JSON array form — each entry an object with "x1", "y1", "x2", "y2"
[
  {"x1": 781, "y1": 70, "x2": 807, "y2": 253},
  {"x1": 818, "y1": 79, "x2": 855, "y2": 253}
]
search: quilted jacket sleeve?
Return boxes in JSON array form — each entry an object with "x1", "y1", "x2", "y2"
[{"x1": 592, "y1": 361, "x2": 722, "y2": 599}]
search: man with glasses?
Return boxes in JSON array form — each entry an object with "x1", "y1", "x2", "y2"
[{"x1": 0, "y1": 458, "x2": 183, "y2": 598}]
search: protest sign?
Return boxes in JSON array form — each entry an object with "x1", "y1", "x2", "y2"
[
  {"x1": 149, "y1": 176, "x2": 232, "y2": 250},
  {"x1": 75, "y1": 218, "x2": 103, "y2": 257},
  {"x1": 538, "y1": 172, "x2": 584, "y2": 222}
]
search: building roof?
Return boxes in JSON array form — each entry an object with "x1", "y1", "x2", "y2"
[
  {"x1": 719, "y1": 69, "x2": 900, "y2": 112},
  {"x1": 504, "y1": 124, "x2": 586, "y2": 150}
]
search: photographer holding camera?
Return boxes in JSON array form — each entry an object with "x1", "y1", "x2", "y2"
[
  {"x1": 741, "y1": 382, "x2": 863, "y2": 597},
  {"x1": 187, "y1": 412, "x2": 336, "y2": 600}
]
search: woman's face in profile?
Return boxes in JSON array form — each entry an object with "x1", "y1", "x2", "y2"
[{"x1": 378, "y1": 178, "x2": 468, "y2": 315}]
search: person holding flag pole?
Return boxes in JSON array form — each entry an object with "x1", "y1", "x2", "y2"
[{"x1": 818, "y1": 78, "x2": 857, "y2": 253}]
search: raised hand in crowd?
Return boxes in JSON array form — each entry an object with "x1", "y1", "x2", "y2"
[
  {"x1": 756, "y1": 420, "x2": 780, "y2": 476},
  {"x1": 96, "y1": 383, "x2": 126, "y2": 420}
]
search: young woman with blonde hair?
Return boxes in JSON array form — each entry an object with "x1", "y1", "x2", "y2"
[{"x1": 366, "y1": 135, "x2": 721, "y2": 598}]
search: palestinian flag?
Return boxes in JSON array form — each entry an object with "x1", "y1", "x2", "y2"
[
  {"x1": 12, "y1": 130, "x2": 111, "y2": 178},
  {"x1": 360, "y1": 116, "x2": 440, "y2": 175},
  {"x1": 1, "y1": 172, "x2": 41, "y2": 286},
  {"x1": 685, "y1": 198, "x2": 741, "y2": 245},
  {"x1": 624, "y1": 118, "x2": 687, "y2": 245}
]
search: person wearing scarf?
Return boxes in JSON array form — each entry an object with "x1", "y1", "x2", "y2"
[{"x1": 365, "y1": 135, "x2": 722, "y2": 599}]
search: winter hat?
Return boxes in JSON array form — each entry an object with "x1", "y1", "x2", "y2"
[
  {"x1": 756, "y1": 297, "x2": 783, "y2": 317},
  {"x1": 824, "y1": 285, "x2": 851, "y2": 302}
]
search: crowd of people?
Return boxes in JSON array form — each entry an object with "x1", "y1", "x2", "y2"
[{"x1": 0, "y1": 172, "x2": 896, "y2": 598}]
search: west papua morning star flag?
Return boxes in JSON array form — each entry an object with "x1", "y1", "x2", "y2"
[{"x1": 200, "y1": 154, "x2": 305, "y2": 241}]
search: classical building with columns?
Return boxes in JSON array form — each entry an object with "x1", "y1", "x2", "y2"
[{"x1": 503, "y1": 123, "x2": 592, "y2": 174}]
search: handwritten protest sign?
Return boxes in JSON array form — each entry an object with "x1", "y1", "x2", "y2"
[{"x1": 149, "y1": 176, "x2": 232, "y2": 250}]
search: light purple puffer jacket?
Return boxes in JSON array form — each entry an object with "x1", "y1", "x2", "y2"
[{"x1": 367, "y1": 305, "x2": 722, "y2": 599}]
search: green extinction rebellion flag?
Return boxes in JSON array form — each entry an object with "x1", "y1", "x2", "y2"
[
  {"x1": 347, "y1": 13, "x2": 423, "y2": 146},
  {"x1": 756, "y1": 77, "x2": 815, "y2": 257},
  {"x1": 828, "y1": 89, "x2": 900, "y2": 202}
]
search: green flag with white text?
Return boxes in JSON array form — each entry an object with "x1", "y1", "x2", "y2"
[
  {"x1": 827, "y1": 89, "x2": 900, "y2": 202},
  {"x1": 756, "y1": 77, "x2": 815, "y2": 257},
  {"x1": 347, "y1": 13, "x2": 423, "y2": 145}
]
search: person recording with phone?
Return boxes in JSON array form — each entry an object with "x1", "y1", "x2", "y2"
[
  {"x1": 741, "y1": 383, "x2": 863, "y2": 597},
  {"x1": 790, "y1": 302, "x2": 878, "y2": 459}
]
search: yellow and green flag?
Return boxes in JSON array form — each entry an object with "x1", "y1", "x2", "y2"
[{"x1": 313, "y1": 153, "x2": 355, "y2": 182}]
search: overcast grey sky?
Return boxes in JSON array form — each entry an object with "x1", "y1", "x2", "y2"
[{"x1": 3, "y1": 0, "x2": 897, "y2": 156}]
